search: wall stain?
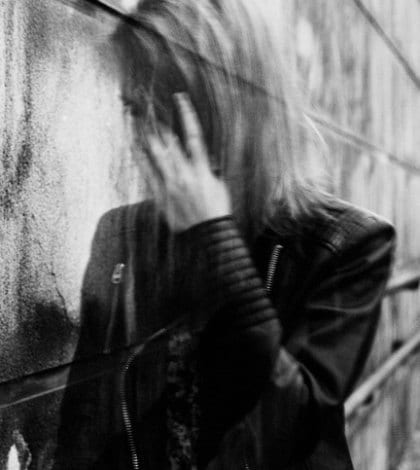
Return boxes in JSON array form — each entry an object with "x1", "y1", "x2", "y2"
[{"x1": 1, "y1": 24, "x2": 34, "y2": 220}]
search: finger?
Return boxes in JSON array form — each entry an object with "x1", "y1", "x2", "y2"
[
  {"x1": 173, "y1": 92, "x2": 209, "y2": 169},
  {"x1": 144, "y1": 133, "x2": 172, "y2": 183},
  {"x1": 146, "y1": 131, "x2": 190, "y2": 189},
  {"x1": 159, "y1": 127, "x2": 190, "y2": 174}
]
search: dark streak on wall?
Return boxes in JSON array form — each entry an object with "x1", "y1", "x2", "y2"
[
  {"x1": 0, "y1": 0, "x2": 142, "y2": 466},
  {"x1": 1, "y1": 2, "x2": 34, "y2": 220}
]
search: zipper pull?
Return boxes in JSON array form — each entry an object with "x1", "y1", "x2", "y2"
[
  {"x1": 265, "y1": 244, "x2": 283, "y2": 294},
  {"x1": 111, "y1": 263, "x2": 125, "y2": 284},
  {"x1": 104, "y1": 263, "x2": 126, "y2": 354}
]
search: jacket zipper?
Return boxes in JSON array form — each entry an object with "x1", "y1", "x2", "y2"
[
  {"x1": 243, "y1": 243, "x2": 282, "y2": 470},
  {"x1": 121, "y1": 244, "x2": 282, "y2": 470},
  {"x1": 120, "y1": 350, "x2": 141, "y2": 470},
  {"x1": 120, "y1": 319, "x2": 185, "y2": 470},
  {"x1": 106, "y1": 262, "x2": 141, "y2": 470},
  {"x1": 243, "y1": 457, "x2": 251, "y2": 470},
  {"x1": 265, "y1": 244, "x2": 282, "y2": 294}
]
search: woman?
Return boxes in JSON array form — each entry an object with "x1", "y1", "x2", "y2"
[{"x1": 55, "y1": 0, "x2": 395, "y2": 469}]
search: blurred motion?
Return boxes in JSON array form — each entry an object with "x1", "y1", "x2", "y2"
[{"x1": 0, "y1": 1, "x2": 420, "y2": 470}]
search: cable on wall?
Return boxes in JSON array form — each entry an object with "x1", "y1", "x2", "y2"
[
  {"x1": 84, "y1": 0, "x2": 420, "y2": 178},
  {"x1": 0, "y1": 265, "x2": 419, "y2": 409},
  {"x1": 351, "y1": 0, "x2": 420, "y2": 91},
  {"x1": 66, "y1": 0, "x2": 420, "y2": 177}
]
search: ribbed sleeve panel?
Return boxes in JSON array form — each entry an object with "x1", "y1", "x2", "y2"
[
  {"x1": 185, "y1": 216, "x2": 281, "y2": 334},
  {"x1": 182, "y1": 217, "x2": 283, "y2": 465}
]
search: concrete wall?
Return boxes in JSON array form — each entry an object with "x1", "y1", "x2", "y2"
[
  {"x1": 291, "y1": 0, "x2": 420, "y2": 264},
  {"x1": 0, "y1": 1, "x2": 143, "y2": 467},
  {"x1": 1, "y1": 0, "x2": 420, "y2": 468},
  {"x1": 289, "y1": 1, "x2": 420, "y2": 468}
]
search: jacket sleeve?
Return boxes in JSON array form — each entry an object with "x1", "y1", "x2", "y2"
[
  {"x1": 260, "y1": 214, "x2": 396, "y2": 465},
  {"x1": 179, "y1": 216, "x2": 282, "y2": 464},
  {"x1": 183, "y1": 213, "x2": 395, "y2": 466}
]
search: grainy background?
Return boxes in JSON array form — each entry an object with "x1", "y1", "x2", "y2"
[
  {"x1": 287, "y1": 2, "x2": 420, "y2": 468},
  {"x1": 1, "y1": 0, "x2": 420, "y2": 468}
]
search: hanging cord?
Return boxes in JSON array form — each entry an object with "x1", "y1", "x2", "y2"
[
  {"x1": 81, "y1": 0, "x2": 284, "y2": 105},
  {"x1": 83, "y1": 0, "x2": 420, "y2": 102},
  {"x1": 0, "y1": 315, "x2": 188, "y2": 410},
  {"x1": 351, "y1": 0, "x2": 420, "y2": 90},
  {"x1": 74, "y1": 0, "x2": 419, "y2": 176}
]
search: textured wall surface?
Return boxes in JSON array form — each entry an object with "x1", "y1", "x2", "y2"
[
  {"x1": 288, "y1": 1, "x2": 420, "y2": 469},
  {"x1": 1, "y1": 0, "x2": 420, "y2": 468},
  {"x1": 0, "y1": 0, "x2": 145, "y2": 380},
  {"x1": 291, "y1": 0, "x2": 420, "y2": 263},
  {"x1": 0, "y1": 0, "x2": 144, "y2": 467}
]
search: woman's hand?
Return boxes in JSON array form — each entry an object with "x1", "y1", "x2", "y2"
[{"x1": 145, "y1": 93, "x2": 231, "y2": 232}]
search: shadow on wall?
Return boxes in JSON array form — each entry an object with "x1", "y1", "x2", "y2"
[
  {"x1": 53, "y1": 202, "x2": 162, "y2": 469},
  {"x1": 53, "y1": 200, "x2": 199, "y2": 469},
  {"x1": 0, "y1": 0, "x2": 145, "y2": 468}
]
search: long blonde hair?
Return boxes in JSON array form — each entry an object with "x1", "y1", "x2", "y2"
[{"x1": 113, "y1": 0, "x2": 328, "y2": 239}]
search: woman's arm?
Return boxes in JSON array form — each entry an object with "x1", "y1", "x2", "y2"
[
  {"x1": 179, "y1": 216, "x2": 282, "y2": 465},
  {"x1": 184, "y1": 211, "x2": 395, "y2": 467},
  {"x1": 144, "y1": 93, "x2": 395, "y2": 466},
  {"x1": 261, "y1": 214, "x2": 396, "y2": 466}
]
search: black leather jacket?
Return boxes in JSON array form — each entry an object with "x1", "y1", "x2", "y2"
[{"x1": 54, "y1": 197, "x2": 395, "y2": 470}]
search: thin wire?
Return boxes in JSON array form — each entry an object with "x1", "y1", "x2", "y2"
[
  {"x1": 0, "y1": 315, "x2": 187, "y2": 409},
  {"x1": 83, "y1": 0, "x2": 420, "y2": 95},
  {"x1": 68, "y1": 0, "x2": 420, "y2": 177},
  {"x1": 86, "y1": 0, "x2": 420, "y2": 175},
  {"x1": 351, "y1": 0, "x2": 420, "y2": 90},
  {"x1": 88, "y1": 0, "x2": 420, "y2": 177},
  {"x1": 1, "y1": 259, "x2": 418, "y2": 407},
  {"x1": 82, "y1": 0, "x2": 283, "y2": 104}
]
